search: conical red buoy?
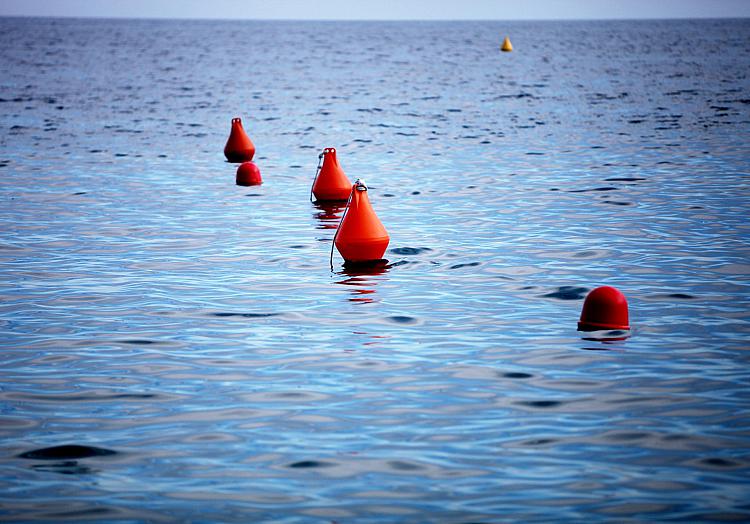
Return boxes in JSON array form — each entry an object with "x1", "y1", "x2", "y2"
[
  {"x1": 236, "y1": 161, "x2": 262, "y2": 186},
  {"x1": 578, "y1": 286, "x2": 630, "y2": 331},
  {"x1": 224, "y1": 117, "x2": 255, "y2": 163},
  {"x1": 312, "y1": 148, "x2": 351, "y2": 202},
  {"x1": 333, "y1": 180, "x2": 389, "y2": 264}
]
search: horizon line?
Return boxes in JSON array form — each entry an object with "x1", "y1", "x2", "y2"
[{"x1": 2, "y1": 13, "x2": 748, "y2": 22}]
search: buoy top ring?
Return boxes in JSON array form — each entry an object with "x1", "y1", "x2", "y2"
[{"x1": 354, "y1": 178, "x2": 368, "y2": 191}]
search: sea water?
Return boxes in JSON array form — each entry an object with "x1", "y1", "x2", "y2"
[{"x1": 1, "y1": 17, "x2": 749, "y2": 522}]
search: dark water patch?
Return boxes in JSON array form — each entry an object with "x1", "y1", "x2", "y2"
[
  {"x1": 650, "y1": 293, "x2": 696, "y2": 300},
  {"x1": 31, "y1": 461, "x2": 95, "y2": 475},
  {"x1": 520, "y1": 438, "x2": 558, "y2": 446},
  {"x1": 382, "y1": 193, "x2": 395, "y2": 197},
  {"x1": 8, "y1": 392, "x2": 158, "y2": 402},
  {"x1": 501, "y1": 372, "x2": 533, "y2": 379},
  {"x1": 288, "y1": 460, "x2": 334, "y2": 469},
  {"x1": 605, "y1": 177, "x2": 646, "y2": 182},
  {"x1": 591, "y1": 92, "x2": 629, "y2": 101},
  {"x1": 389, "y1": 247, "x2": 432, "y2": 255},
  {"x1": 387, "y1": 315, "x2": 418, "y2": 325},
  {"x1": 568, "y1": 186, "x2": 618, "y2": 193},
  {"x1": 665, "y1": 89, "x2": 699, "y2": 96},
  {"x1": 449, "y1": 262, "x2": 480, "y2": 270},
  {"x1": 211, "y1": 312, "x2": 279, "y2": 318},
  {"x1": 73, "y1": 191, "x2": 86, "y2": 195},
  {"x1": 490, "y1": 92, "x2": 535, "y2": 100},
  {"x1": 525, "y1": 151, "x2": 544, "y2": 155},
  {"x1": 543, "y1": 286, "x2": 588, "y2": 300},
  {"x1": 516, "y1": 400, "x2": 564, "y2": 409},
  {"x1": 603, "y1": 431, "x2": 650, "y2": 442},
  {"x1": 601, "y1": 200, "x2": 633, "y2": 206},
  {"x1": 44, "y1": 507, "x2": 121, "y2": 518},
  {"x1": 387, "y1": 460, "x2": 424, "y2": 471},
  {"x1": 697, "y1": 457, "x2": 743, "y2": 469},
  {"x1": 573, "y1": 250, "x2": 603, "y2": 259},
  {"x1": 19, "y1": 444, "x2": 117, "y2": 460},
  {"x1": 121, "y1": 339, "x2": 163, "y2": 345}
]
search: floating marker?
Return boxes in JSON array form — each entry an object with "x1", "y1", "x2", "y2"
[
  {"x1": 578, "y1": 286, "x2": 630, "y2": 332},
  {"x1": 236, "y1": 161, "x2": 262, "y2": 186},
  {"x1": 311, "y1": 147, "x2": 352, "y2": 202},
  {"x1": 224, "y1": 117, "x2": 255, "y2": 163},
  {"x1": 332, "y1": 179, "x2": 389, "y2": 265},
  {"x1": 501, "y1": 36, "x2": 513, "y2": 52}
]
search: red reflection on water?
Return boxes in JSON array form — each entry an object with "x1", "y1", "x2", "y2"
[
  {"x1": 312, "y1": 201, "x2": 346, "y2": 230},
  {"x1": 335, "y1": 260, "x2": 390, "y2": 303}
]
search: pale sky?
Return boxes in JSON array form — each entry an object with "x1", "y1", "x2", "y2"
[{"x1": 0, "y1": 0, "x2": 748, "y2": 20}]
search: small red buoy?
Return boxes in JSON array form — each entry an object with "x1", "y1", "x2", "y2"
[
  {"x1": 578, "y1": 286, "x2": 630, "y2": 331},
  {"x1": 333, "y1": 180, "x2": 389, "y2": 264},
  {"x1": 311, "y1": 148, "x2": 352, "y2": 202},
  {"x1": 236, "y1": 161, "x2": 262, "y2": 186},
  {"x1": 224, "y1": 117, "x2": 255, "y2": 163}
]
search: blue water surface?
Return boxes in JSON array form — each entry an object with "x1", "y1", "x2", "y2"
[{"x1": 1, "y1": 17, "x2": 749, "y2": 522}]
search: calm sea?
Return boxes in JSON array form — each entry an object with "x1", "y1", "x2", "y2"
[{"x1": 1, "y1": 16, "x2": 749, "y2": 522}]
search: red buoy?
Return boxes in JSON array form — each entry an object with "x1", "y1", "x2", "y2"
[
  {"x1": 578, "y1": 286, "x2": 630, "y2": 331},
  {"x1": 333, "y1": 180, "x2": 389, "y2": 264},
  {"x1": 224, "y1": 117, "x2": 255, "y2": 163},
  {"x1": 236, "y1": 162, "x2": 262, "y2": 186},
  {"x1": 312, "y1": 148, "x2": 352, "y2": 202}
]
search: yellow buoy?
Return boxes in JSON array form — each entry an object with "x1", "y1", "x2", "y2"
[{"x1": 501, "y1": 36, "x2": 513, "y2": 52}]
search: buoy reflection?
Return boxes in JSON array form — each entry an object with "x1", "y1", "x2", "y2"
[
  {"x1": 313, "y1": 201, "x2": 346, "y2": 230},
  {"x1": 335, "y1": 259, "x2": 390, "y2": 304}
]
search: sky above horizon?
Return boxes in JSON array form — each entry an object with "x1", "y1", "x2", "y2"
[{"x1": 1, "y1": 0, "x2": 749, "y2": 20}]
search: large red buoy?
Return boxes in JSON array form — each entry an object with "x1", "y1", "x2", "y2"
[
  {"x1": 311, "y1": 148, "x2": 352, "y2": 202},
  {"x1": 333, "y1": 180, "x2": 389, "y2": 265},
  {"x1": 224, "y1": 117, "x2": 255, "y2": 163},
  {"x1": 236, "y1": 161, "x2": 262, "y2": 186},
  {"x1": 578, "y1": 286, "x2": 630, "y2": 331}
]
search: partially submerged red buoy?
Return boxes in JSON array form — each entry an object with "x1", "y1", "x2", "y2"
[
  {"x1": 311, "y1": 147, "x2": 352, "y2": 202},
  {"x1": 236, "y1": 161, "x2": 262, "y2": 186},
  {"x1": 332, "y1": 179, "x2": 389, "y2": 265},
  {"x1": 224, "y1": 117, "x2": 255, "y2": 163},
  {"x1": 578, "y1": 286, "x2": 630, "y2": 331}
]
